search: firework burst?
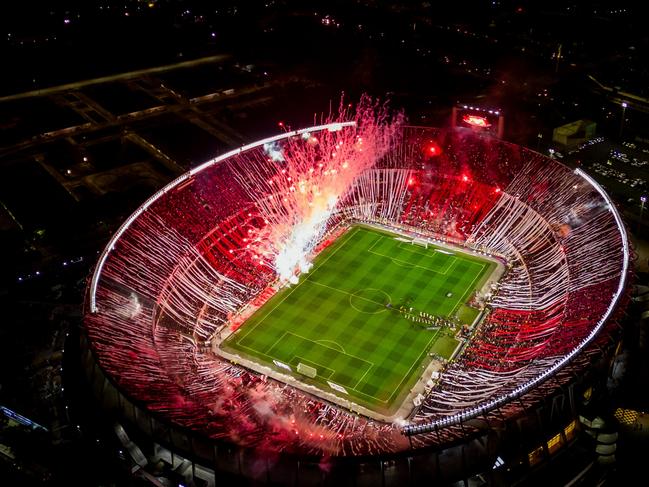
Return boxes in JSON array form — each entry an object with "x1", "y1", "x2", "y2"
[{"x1": 229, "y1": 95, "x2": 404, "y2": 283}]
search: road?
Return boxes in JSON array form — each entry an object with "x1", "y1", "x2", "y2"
[{"x1": 0, "y1": 54, "x2": 232, "y2": 103}]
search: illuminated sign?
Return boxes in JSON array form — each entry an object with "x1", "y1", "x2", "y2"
[{"x1": 462, "y1": 114, "x2": 491, "y2": 128}]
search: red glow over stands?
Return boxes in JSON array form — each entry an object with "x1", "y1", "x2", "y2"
[
  {"x1": 423, "y1": 141, "x2": 442, "y2": 157},
  {"x1": 462, "y1": 114, "x2": 491, "y2": 128},
  {"x1": 84, "y1": 123, "x2": 628, "y2": 461}
]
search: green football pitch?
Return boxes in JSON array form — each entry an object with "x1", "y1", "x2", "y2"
[{"x1": 222, "y1": 225, "x2": 496, "y2": 415}]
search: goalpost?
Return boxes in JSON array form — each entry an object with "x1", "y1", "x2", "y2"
[
  {"x1": 412, "y1": 237, "x2": 428, "y2": 249},
  {"x1": 297, "y1": 362, "x2": 317, "y2": 378}
]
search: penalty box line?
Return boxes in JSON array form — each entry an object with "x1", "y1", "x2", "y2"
[
  {"x1": 269, "y1": 331, "x2": 374, "y2": 371},
  {"x1": 367, "y1": 235, "x2": 457, "y2": 275},
  {"x1": 395, "y1": 241, "x2": 457, "y2": 275},
  {"x1": 292, "y1": 356, "x2": 335, "y2": 380},
  {"x1": 268, "y1": 330, "x2": 375, "y2": 392},
  {"x1": 284, "y1": 279, "x2": 437, "y2": 405},
  {"x1": 258, "y1": 326, "x2": 418, "y2": 406}
]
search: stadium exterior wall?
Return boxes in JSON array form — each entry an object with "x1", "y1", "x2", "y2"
[
  {"x1": 79, "y1": 324, "x2": 621, "y2": 486},
  {"x1": 81, "y1": 123, "x2": 630, "y2": 485}
]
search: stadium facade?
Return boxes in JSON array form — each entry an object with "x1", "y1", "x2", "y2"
[{"x1": 82, "y1": 123, "x2": 629, "y2": 485}]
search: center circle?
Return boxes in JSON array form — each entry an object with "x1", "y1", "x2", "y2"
[{"x1": 349, "y1": 288, "x2": 391, "y2": 314}]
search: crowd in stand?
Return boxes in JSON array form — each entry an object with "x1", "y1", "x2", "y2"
[{"x1": 86, "y1": 126, "x2": 627, "y2": 456}]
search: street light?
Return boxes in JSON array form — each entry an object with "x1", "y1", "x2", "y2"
[
  {"x1": 619, "y1": 102, "x2": 628, "y2": 139},
  {"x1": 638, "y1": 195, "x2": 648, "y2": 233}
]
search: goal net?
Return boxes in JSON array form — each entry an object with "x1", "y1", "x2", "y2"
[
  {"x1": 412, "y1": 238, "x2": 428, "y2": 249},
  {"x1": 297, "y1": 362, "x2": 317, "y2": 378}
]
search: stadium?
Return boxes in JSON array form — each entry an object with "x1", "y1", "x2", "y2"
[{"x1": 82, "y1": 100, "x2": 630, "y2": 485}]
